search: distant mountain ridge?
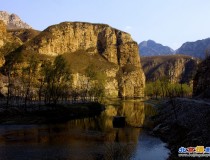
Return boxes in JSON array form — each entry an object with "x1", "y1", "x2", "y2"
[
  {"x1": 139, "y1": 40, "x2": 174, "y2": 56},
  {"x1": 141, "y1": 54, "x2": 200, "y2": 84},
  {"x1": 176, "y1": 38, "x2": 210, "y2": 59},
  {"x1": 0, "y1": 11, "x2": 32, "y2": 29}
]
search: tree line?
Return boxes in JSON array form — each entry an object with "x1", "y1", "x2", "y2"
[
  {"x1": 1, "y1": 53, "x2": 106, "y2": 108},
  {"x1": 145, "y1": 77, "x2": 192, "y2": 99}
]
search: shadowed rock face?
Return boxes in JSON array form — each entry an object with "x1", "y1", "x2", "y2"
[
  {"x1": 193, "y1": 56, "x2": 210, "y2": 97},
  {"x1": 20, "y1": 22, "x2": 145, "y2": 98},
  {"x1": 0, "y1": 11, "x2": 32, "y2": 29},
  {"x1": 141, "y1": 55, "x2": 200, "y2": 84}
]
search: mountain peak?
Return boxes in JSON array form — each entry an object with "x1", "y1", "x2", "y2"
[
  {"x1": 0, "y1": 11, "x2": 32, "y2": 29},
  {"x1": 139, "y1": 40, "x2": 174, "y2": 56},
  {"x1": 176, "y1": 38, "x2": 210, "y2": 59}
]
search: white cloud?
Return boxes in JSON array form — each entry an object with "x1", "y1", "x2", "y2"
[{"x1": 125, "y1": 26, "x2": 132, "y2": 30}]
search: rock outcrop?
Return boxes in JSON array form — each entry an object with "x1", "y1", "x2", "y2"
[
  {"x1": 0, "y1": 20, "x2": 7, "y2": 47},
  {"x1": 176, "y1": 38, "x2": 210, "y2": 59},
  {"x1": 139, "y1": 40, "x2": 174, "y2": 56},
  {"x1": 141, "y1": 55, "x2": 200, "y2": 84},
  {"x1": 19, "y1": 22, "x2": 145, "y2": 98},
  {"x1": 193, "y1": 56, "x2": 210, "y2": 97},
  {"x1": 0, "y1": 11, "x2": 32, "y2": 29}
]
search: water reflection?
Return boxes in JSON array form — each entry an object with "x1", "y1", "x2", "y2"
[
  {"x1": 103, "y1": 101, "x2": 156, "y2": 127},
  {"x1": 0, "y1": 101, "x2": 168, "y2": 160}
]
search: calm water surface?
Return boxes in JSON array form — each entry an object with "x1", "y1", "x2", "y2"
[{"x1": 0, "y1": 101, "x2": 170, "y2": 160}]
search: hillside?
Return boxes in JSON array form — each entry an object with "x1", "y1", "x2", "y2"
[
  {"x1": 141, "y1": 54, "x2": 200, "y2": 84},
  {"x1": 0, "y1": 20, "x2": 23, "y2": 66},
  {"x1": 0, "y1": 27, "x2": 40, "y2": 66},
  {"x1": 139, "y1": 40, "x2": 174, "y2": 56},
  {"x1": 176, "y1": 38, "x2": 210, "y2": 59},
  {"x1": 8, "y1": 29, "x2": 40, "y2": 43}
]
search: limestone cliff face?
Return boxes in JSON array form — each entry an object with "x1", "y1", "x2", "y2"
[
  {"x1": 24, "y1": 22, "x2": 140, "y2": 66},
  {"x1": 22, "y1": 22, "x2": 145, "y2": 98},
  {"x1": 0, "y1": 20, "x2": 7, "y2": 48},
  {"x1": 193, "y1": 56, "x2": 210, "y2": 97},
  {"x1": 141, "y1": 55, "x2": 200, "y2": 84}
]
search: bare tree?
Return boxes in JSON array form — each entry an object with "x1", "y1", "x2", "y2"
[
  {"x1": 21, "y1": 55, "x2": 39, "y2": 108},
  {"x1": 42, "y1": 55, "x2": 71, "y2": 105}
]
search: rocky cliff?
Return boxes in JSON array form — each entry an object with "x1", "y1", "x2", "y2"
[
  {"x1": 193, "y1": 56, "x2": 210, "y2": 97},
  {"x1": 139, "y1": 40, "x2": 174, "y2": 56},
  {"x1": 17, "y1": 22, "x2": 145, "y2": 98},
  {"x1": 0, "y1": 11, "x2": 32, "y2": 29},
  {"x1": 176, "y1": 38, "x2": 210, "y2": 59},
  {"x1": 141, "y1": 55, "x2": 200, "y2": 84},
  {"x1": 0, "y1": 20, "x2": 7, "y2": 46}
]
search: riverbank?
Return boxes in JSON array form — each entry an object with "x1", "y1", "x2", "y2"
[
  {"x1": 151, "y1": 98, "x2": 210, "y2": 159},
  {"x1": 0, "y1": 103, "x2": 105, "y2": 124}
]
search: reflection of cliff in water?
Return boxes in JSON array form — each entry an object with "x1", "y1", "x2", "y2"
[
  {"x1": 0, "y1": 101, "x2": 156, "y2": 160},
  {"x1": 102, "y1": 101, "x2": 156, "y2": 127}
]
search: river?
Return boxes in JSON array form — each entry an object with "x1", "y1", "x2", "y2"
[{"x1": 0, "y1": 101, "x2": 170, "y2": 160}]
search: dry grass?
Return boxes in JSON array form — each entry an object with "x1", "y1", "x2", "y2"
[{"x1": 63, "y1": 50, "x2": 117, "y2": 74}]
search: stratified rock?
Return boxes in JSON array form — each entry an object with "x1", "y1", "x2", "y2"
[
  {"x1": 0, "y1": 11, "x2": 32, "y2": 29},
  {"x1": 20, "y1": 22, "x2": 145, "y2": 98},
  {"x1": 141, "y1": 54, "x2": 200, "y2": 84}
]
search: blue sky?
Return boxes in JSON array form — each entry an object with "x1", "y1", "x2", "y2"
[{"x1": 1, "y1": 0, "x2": 210, "y2": 49}]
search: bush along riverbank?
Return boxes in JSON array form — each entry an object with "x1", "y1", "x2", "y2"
[
  {"x1": 0, "y1": 102, "x2": 105, "y2": 124},
  {"x1": 151, "y1": 98, "x2": 210, "y2": 159}
]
